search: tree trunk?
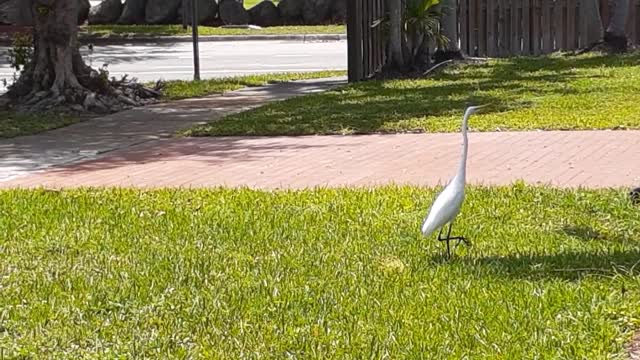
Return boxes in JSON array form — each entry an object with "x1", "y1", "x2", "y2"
[
  {"x1": 33, "y1": 0, "x2": 85, "y2": 96},
  {"x1": 606, "y1": 0, "x2": 629, "y2": 36},
  {"x1": 432, "y1": 0, "x2": 463, "y2": 65},
  {"x1": 581, "y1": 0, "x2": 603, "y2": 46},
  {"x1": 603, "y1": 0, "x2": 629, "y2": 52},
  {"x1": 6, "y1": 0, "x2": 160, "y2": 113},
  {"x1": 415, "y1": 34, "x2": 431, "y2": 67},
  {"x1": 386, "y1": 0, "x2": 405, "y2": 69},
  {"x1": 439, "y1": 0, "x2": 459, "y2": 51}
]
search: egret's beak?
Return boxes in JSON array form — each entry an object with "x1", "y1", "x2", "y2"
[
  {"x1": 468, "y1": 104, "x2": 490, "y2": 113},
  {"x1": 464, "y1": 104, "x2": 491, "y2": 118}
]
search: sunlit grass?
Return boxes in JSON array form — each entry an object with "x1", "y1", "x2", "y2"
[
  {"x1": 161, "y1": 71, "x2": 345, "y2": 100},
  {"x1": 186, "y1": 52, "x2": 640, "y2": 136},
  {"x1": 1, "y1": 185, "x2": 639, "y2": 357}
]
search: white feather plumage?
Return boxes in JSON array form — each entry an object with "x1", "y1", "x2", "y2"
[{"x1": 421, "y1": 106, "x2": 486, "y2": 237}]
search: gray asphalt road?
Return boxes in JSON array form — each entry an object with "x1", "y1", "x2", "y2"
[{"x1": 0, "y1": 40, "x2": 347, "y2": 91}]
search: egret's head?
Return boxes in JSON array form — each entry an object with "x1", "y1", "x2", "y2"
[
  {"x1": 464, "y1": 104, "x2": 490, "y2": 117},
  {"x1": 461, "y1": 105, "x2": 490, "y2": 130}
]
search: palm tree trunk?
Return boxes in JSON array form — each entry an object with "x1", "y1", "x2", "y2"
[
  {"x1": 386, "y1": 0, "x2": 405, "y2": 68},
  {"x1": 581, "y1": 0, "x2": 603, "y2": 46},
  {"x1": 606, "y1": 0, "x2": 629, "y2": 36},
  {"x1": 439, "y1": 0, "x2": 459, "y2": 51},
  {"x1": 416, "y1": 34, "x2": 431, "y2": 66},
  {"x1": 604, "y1": 0, "x2": 629, "y2": 51}
]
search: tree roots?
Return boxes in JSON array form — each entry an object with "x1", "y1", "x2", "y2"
[{"x1": 4, "y1": 70, "x2": 164, "y2": 115}]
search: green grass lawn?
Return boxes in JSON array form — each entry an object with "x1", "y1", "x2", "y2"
[
  {"x1": 0, "y1": 111, "x2": 79, "y2": 138},
  {"x1": 84, "y1": 24, "x2": 345, "y2": 37},
  {"x1": 1, "y1": 185, "x2": 639, "y2": 357},
  {"x1": 186, "y1": 52, "x2": 640, "y2": 137},
  {"x1": 162, "y1": 71, "x2": 346, "y2": 100}
]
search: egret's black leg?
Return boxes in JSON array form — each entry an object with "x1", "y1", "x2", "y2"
[
  {"x1": 436, "y1": 226, "x2": 450, "y2": 259},
  {"x1": 446, "y1": 222, "x2": 453, "y2": 239},
  {"x1": 437, "y1": 222, "x2": 470, "y2": 259},
  {"x1": 437, "y1": 223, "x2": 454, "y2": 259}
]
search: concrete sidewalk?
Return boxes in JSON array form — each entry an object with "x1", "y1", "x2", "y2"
[
  {"x1": 0, "y1": 77, "x2": 346, "y2": 182},
  {"x1": 2, "y1": 130, "x2": 639, "y2": 189}
]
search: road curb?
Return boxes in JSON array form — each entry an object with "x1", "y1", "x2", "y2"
[{"x1": 0, "y1": 33, "x2": 347, "y2": 46}]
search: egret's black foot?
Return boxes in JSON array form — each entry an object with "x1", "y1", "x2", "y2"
[
  {"x1": 455, "y1": 236, "x2": 471, "y2": 247},
  {"x1": 436, "y1": 224, "x2": 469, "y2": 259},
  {"x1": 437, "y1": 236, "x2": 470, "y2": 259}
]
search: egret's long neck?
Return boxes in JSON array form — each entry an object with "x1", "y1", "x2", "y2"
[{"x1": 457, "y1": 112, "x2": 470, "y2": 181}]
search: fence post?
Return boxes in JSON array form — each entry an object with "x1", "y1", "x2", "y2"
[
  {"x1": 542, "y1": 1, "x2": 553, "y2": 52},
  {"x1": 347, "y1": 0, "x2": 364, "y2": 82},
  {"x1": 363, "y1": 0, "x2": 371, "y2": 77},
  {"x1": 523, "y1": 0, "x2": 531, "y2": 54},
  {"x1": 460, "y1": 0, "x2": 469, "y2": 54},
  {"x1": 532, "y1": 0, "x2": 541, "y2": 54}
]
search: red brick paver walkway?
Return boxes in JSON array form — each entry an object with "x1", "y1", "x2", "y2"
[{"x1": 2, "y1": 130, "x2": 638, "y2": 189}]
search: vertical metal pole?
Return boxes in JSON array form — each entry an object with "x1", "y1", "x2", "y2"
[{"x1": 191, "y1": 0, "x2": 201, "y2": 81}]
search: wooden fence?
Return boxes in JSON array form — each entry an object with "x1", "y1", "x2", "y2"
[
  {"x1": 459, "y1": 0, "x2": 640, "y2": 57},
  {"x1": 346, "y1": 0, "x2": 386, "y2": 81},
  {"x1": 346, "y1": 0, "x2": 639, "y2": 81}
]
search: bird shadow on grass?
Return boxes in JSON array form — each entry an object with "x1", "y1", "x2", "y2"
[
  {"x1": 423, "y1": 220, "x2": 640, "y2": 281},
  {"x1": 440, "y1": 249, "x2": 640, "y2": 281}
]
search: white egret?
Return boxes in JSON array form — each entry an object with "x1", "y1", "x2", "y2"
[{"x1": 421, "y1": 105, "x2": 487, "y2": 258}]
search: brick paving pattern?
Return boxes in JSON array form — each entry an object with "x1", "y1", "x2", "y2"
[{"x1": 3, "y1": 130, "x2": 638, "y2": 189}]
